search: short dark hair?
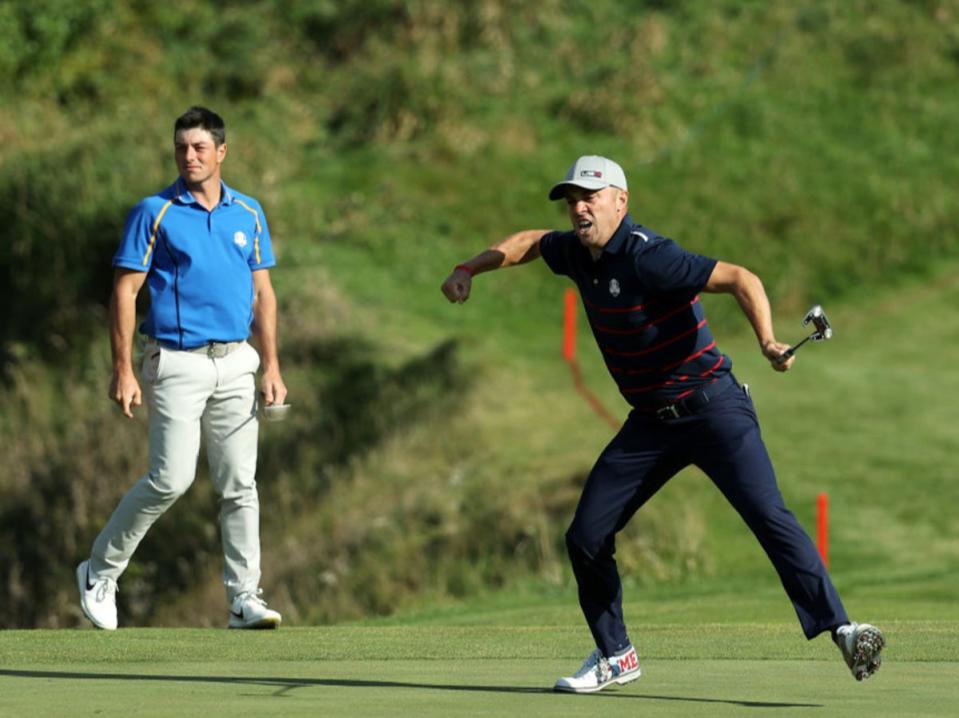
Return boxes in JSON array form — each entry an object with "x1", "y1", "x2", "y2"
[{"x1": 173, "y1": 106, "x2": 226, "y2": 146}]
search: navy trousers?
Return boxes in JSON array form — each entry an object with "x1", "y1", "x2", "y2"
[{"x1": 565, "y1": 379, "x2": 849, "y2": 657}]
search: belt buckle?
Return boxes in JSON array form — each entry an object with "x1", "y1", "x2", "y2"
[
  {"x1": 656, "y1": 404, "x2": 681, "y2": 421},
  {"x1": 207, "y1": 342, "x2": 227, "y2": 359}
]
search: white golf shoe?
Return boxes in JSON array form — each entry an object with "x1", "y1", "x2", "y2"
[
  {"x1": 835, "y1": 622, "x2": 885, "y2": 681},
  {"x1": 76, "y1": 560, "x2": 118, "y2": 631},
  {"x1": 554, "y1": 645, "x2": 641, "y2": 693},
  {"x1": 229, "y1": 589, "x2": 282, "y2": 629}
]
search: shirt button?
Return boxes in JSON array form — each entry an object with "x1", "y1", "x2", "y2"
[{"x1": 592, "y1": 278, "x2": 598, "y2": 285}]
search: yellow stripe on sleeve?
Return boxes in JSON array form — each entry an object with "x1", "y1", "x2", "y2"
[
  {"x1": 142, "y1": 200, "x2": 175, "y2": 266},
  {"x1": 233, "y1": 199, "x2": 263, "y2": 265}
]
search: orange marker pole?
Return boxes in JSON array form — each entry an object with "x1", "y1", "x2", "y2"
[
  {"x1": 561, "y1": 289, "x2": 620, "y2": 430},
  {"x1": 563, "y1": 288, "x2": 577, "y2": 362},
  {"x1": 817, "y1": 492, "x2": 829, "y2": 568}
]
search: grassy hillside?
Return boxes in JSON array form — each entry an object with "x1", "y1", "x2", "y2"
[{"x1": 1, "y1": 0, "x2": 957, "y2": 628}]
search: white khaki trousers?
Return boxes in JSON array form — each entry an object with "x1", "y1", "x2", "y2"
[{"x1": 91, "y1": 341, "x2": 263, "y2": 602}]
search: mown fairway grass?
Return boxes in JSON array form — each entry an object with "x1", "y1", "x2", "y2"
[{"x1": 1, "y1": 610, "x2": 957, "y2": 718}]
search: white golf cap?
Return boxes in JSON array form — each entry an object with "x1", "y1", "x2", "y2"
[{"x1": 548, "y1": 155, "x2": 628, "y2": 200}]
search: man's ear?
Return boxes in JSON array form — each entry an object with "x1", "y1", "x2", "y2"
[{"x1": 617, "y1": 189, "x2": 628, "y2": 211}]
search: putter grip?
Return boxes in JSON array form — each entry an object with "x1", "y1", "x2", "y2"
[{"x1": 778, "y1": 346, "x2": 796, "y2": 363}]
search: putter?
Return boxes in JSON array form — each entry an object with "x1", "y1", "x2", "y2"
[{"x1": 778, "y1": 305, "x2": 833, "y2": 363}]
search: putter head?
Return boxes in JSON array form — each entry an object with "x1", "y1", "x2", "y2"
[{"x1": 802, "y1": 305, "x2": 833, "y2": 341}]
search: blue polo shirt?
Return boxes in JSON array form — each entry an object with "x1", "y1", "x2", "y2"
[
  {"x1": 113, "y1": 178, "x2": 276, "y2": 349},
  {"x1": 540, "y1": 215, "x2": 732, "y2": 409}
]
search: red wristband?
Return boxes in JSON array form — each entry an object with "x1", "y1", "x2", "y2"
[{"x1": 454, "y1": 264, "x2": 475, "y2": 276}]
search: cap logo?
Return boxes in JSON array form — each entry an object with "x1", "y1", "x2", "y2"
[{"x1": 580, "y1": 170, "x2": 603, "y2": 178}]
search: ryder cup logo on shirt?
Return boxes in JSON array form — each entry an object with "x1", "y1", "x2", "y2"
[
  {"x1": 233, "y1": 231, "x2": 248, "y2": 248},
  {"x1": 609, "y1": 278, "x2": 621, "y2": 297}
]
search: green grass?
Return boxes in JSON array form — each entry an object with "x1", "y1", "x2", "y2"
[
  {"x1": 2, "y1": 611, "x2": 957, "y2": 717},
  {"x1": 5, "y1": 567, "x2": 959, "y2": 716},
  {"x1": 1, "y1": 9, "x2": 957, "y2": 715}
]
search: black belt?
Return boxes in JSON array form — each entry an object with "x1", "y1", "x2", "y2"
[{"x1": 653, "y1": 373, "x2": 738, "y2": 421}]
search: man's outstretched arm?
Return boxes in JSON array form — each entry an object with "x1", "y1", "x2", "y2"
[
  {"x1": 704, "y1": 260, "x2": 795, "y2": 372},
  {"x1": 441, "y1": 229, "x2": 551, "y2": 304}
]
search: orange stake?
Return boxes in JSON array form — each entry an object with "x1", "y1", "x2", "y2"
[
  {"x1": 563, "y1": 287, "x2": 577, "y2": 361},
  {"x1": 562, "y1": 288, "x2": 620, "y2": 430},
  {"x1": 817, "y1": 492, "x2": 829, "y2": 567}
]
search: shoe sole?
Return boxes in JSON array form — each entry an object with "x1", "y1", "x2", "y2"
[
  {"x1": 852, "y1": 626, "x2": 885, "y2": 681},
  {"x1": 554, "y1": 669, "x2": 641, "y2": 694},
  {"x1": 228, "y1": 617, "x2": 282, "y2": 630}
]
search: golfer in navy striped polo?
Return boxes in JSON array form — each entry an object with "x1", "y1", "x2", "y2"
[{"x1": 442, "y1": 155, "x2": 884, "y2": 693}]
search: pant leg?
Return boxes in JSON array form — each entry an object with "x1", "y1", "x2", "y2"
[
  {"x1": 202, "y1": 342, "x2": 261, "y2": 602},
  {"x1": 90, "y1": 347, "x2": 214, "y2": 580},
  {"x1": 692, "y1": 387, "x2": 848, "y2": 639},
  {"x1": 566, "y1": 414, "x2": 688, "y2": 657}
]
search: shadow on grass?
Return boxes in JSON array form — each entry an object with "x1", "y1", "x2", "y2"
[{"x1": 0, "y1": 669, "x2": 821, "y2": 708}]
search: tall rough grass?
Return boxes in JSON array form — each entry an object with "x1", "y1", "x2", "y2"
[{"x1": 2, "y1": 0, "x2": 958, "y2": 627}]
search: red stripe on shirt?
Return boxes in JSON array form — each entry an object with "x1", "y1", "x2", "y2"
[
  {"x1": 601, "y1": 318, "x2": 708, "y2": 358},
  {"x1": 608, "y1": 340, "x2": 717, "y2": 376},
  {"x1": 582, "y1": 295, "x2": 651, "y2": 314},
  {"x1": 700, "y1": 353, "x2": 726, "y2": 376},
  {"x1": 619, "y1": 356, "x2": 727, "y2": 396},
  {"x1": 590, "y1": 297, "x2": 700, "y2": 336},
  {"x1": 621, "y1": 375, "x2": 690, "y2": 395}
]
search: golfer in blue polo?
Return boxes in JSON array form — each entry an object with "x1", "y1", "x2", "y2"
[
  {"x1": 77, "y1": 106, "x2": 286, "y2": 631},
  {"x1": 441, "y1": 156, "x2": 884, "y2": 692}
]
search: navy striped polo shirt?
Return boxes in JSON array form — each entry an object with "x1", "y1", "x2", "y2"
[{"x1": 540, "y1": 214, "x2": 732, "y2": 410}]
